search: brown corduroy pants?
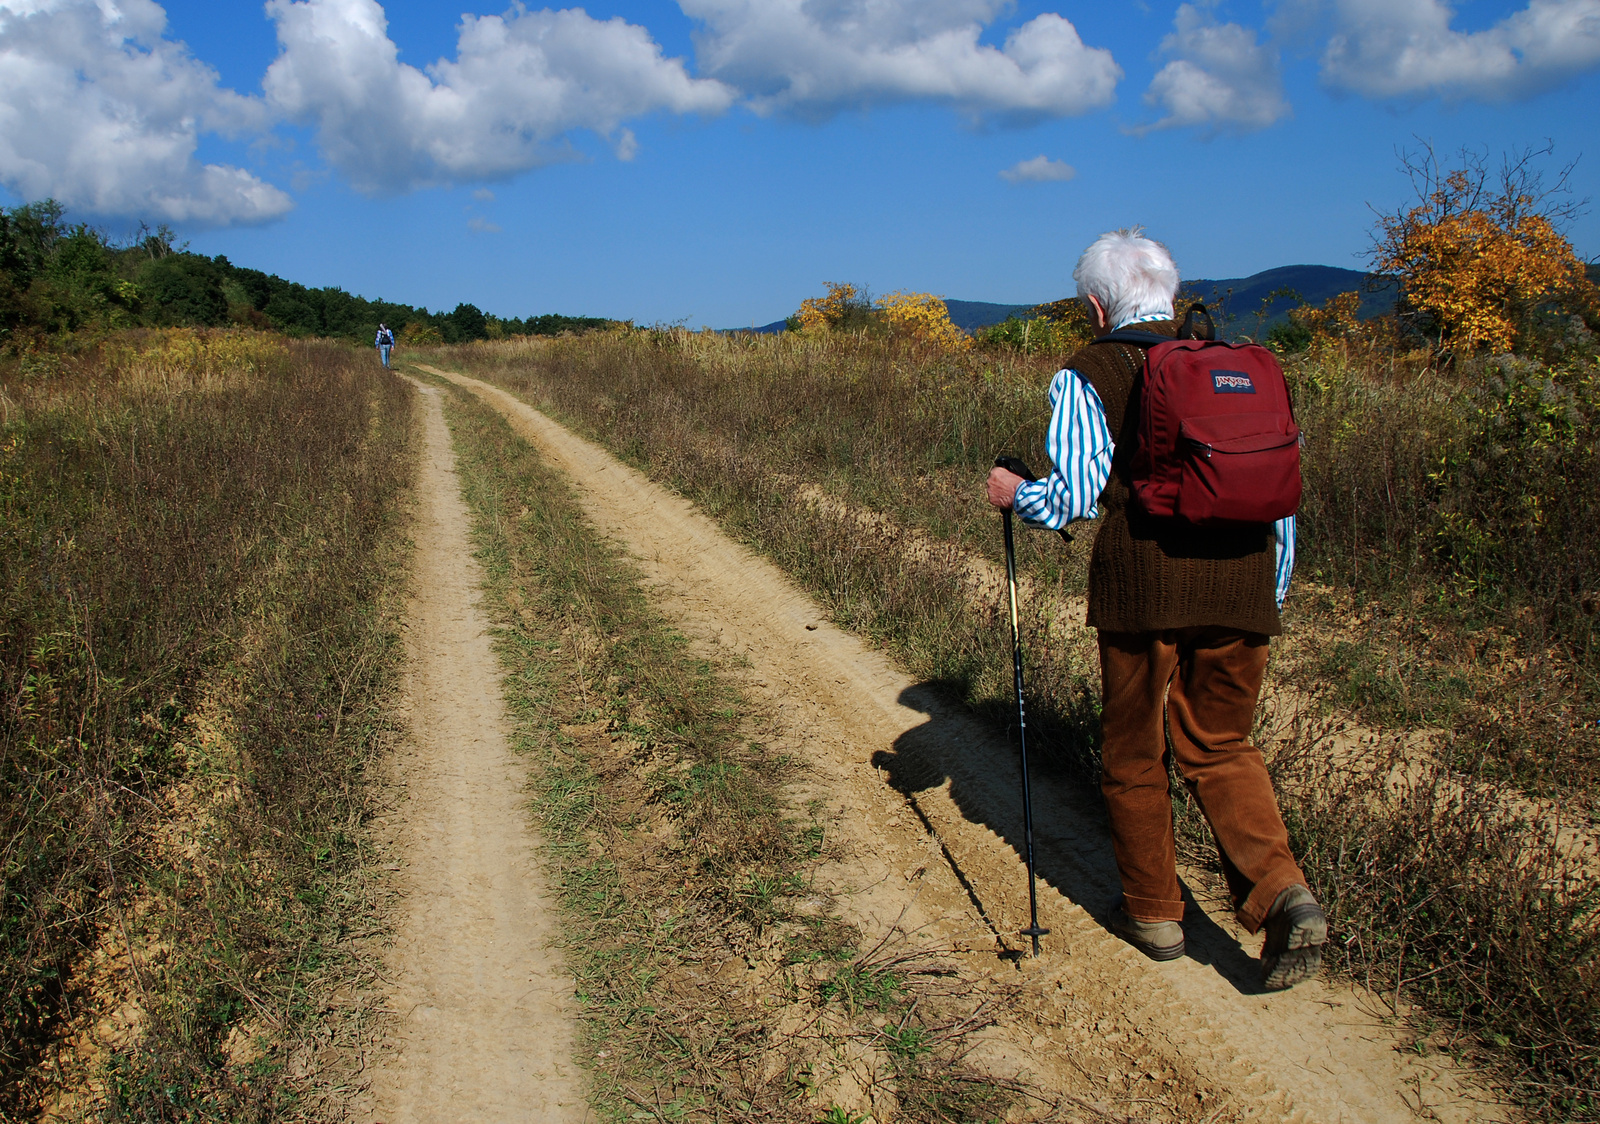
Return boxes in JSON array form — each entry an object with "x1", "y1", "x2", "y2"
[{"x1": 1098, "y1": 627, "x2": 1306, "y2": 933}]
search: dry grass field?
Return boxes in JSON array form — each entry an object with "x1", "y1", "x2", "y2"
[
  {"x1": 2, "y1": 316, "x2": 1593, "y2": 1122},
  {"x1": 0, "y1": 331, "x2": 413, "y2": 1120}
]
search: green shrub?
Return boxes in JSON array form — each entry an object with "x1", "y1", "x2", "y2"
[
  {"x1": 975, "y1": 315, "x2": 1061, "y2": 353},
  {"x1": 1432, "y1": 355, "x2": 1599, "y2": 635},
  {"x1": 1266, "y1": 318, "x2": 1313, "y2": 354}
]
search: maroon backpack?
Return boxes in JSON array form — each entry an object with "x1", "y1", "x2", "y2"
[{"x1": 1098, "y1": 305, "x2": 1301, "y2": 527}]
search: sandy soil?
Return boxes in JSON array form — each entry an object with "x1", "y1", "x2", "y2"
[
  {"x1": 415, "y1": 365, "x2": 1517, "y2": 1124},
  {"x1": 364, "y1": 379, "x2": 586, "y2": 1123}
]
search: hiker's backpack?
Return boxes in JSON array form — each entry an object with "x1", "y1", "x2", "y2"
[
  {"x1": 378, "y1": 329, "x2": 394, "y2": 346},
  {"x1": 1098, "y1": 305, "x2": 1301, "y2": 527}
]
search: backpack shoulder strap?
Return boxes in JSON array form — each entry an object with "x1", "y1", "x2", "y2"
[
  {"x1": 1094, "y1": 302, "x2": 1216, "y2": 347},
  {"x1": 1094, "y1": 329, "x2": 1168, "y2": 348}
]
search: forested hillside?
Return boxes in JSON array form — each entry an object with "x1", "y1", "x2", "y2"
[{"x1": 0, "y1": 200, "x2": 615, "y2": 349}]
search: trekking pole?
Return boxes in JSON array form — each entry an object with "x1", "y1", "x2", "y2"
[{"x1": 994, "y1": 455, "x2": 1051, "y2": 957}]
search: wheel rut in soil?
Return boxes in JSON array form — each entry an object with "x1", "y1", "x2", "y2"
[
  {"x1": 418, "y1": 365, "x2": 1504, "y2": 1124},
  {"x1": 366, "y1": 379, "x2": 585, "y2": 1123}
]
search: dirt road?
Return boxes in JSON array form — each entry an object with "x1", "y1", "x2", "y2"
[
  {"x1": 366, "y1": 379, "x2": 585, "y2": 1122},
  {"x1": 415, "y1": 365, "x2": 1502, "y2": 1122}
]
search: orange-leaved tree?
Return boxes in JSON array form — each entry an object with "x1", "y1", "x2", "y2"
[
  {"x1": 874, "y1": 291, "x2": 971, "y2": 351},
  {"x1": 1372, "y1": 143, "x2": 1595, "y2": 355},
  {"x1": 1289, "y1": 291, "x2": 1363, "y2": 343}
]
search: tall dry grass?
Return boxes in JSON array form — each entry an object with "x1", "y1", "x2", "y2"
[
  {"x1": 428, "y1": 325, "x2": 1599, "y2": 1118},
  {"x1": 0, "y1": 330, "x2": 413, "y2": 1119}
]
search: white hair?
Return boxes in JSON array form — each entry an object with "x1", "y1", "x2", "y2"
[{"x1": 1072, "y1": 227, "x2": 1179, "y2": 328}]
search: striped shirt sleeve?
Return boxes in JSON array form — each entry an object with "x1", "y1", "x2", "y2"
[
  {"x1": 1273, "y1": 515, "x2": 1296, "y2": 608},
  {"x1": 1011, "y1": 369, "x2": 1113, "y2": 531}
]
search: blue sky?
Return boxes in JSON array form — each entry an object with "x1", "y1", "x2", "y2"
[{"x1": 3, "y1": 0, "x2": 1599, "y2": 327}]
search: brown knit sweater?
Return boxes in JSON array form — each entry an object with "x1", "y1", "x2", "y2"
[{"x1": 1071, "y1": 319, "x2": 1281, "y2": 636}]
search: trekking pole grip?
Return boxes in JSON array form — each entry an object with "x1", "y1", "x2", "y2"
[{"x1": 993, "y1": 455, "x2": 1072, "y2": 543}]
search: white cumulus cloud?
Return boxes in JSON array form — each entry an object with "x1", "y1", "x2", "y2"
[
  {"x1": 263, "y1": 0, "x2": 736, "y2": 194},
  {"x1": 0, "y1": 0, "x2": 291, "y2": 224},
  {"x1": 1000, "y1": 155, "x2": 1075, "y2": 183},
  {"x1": 1318, "y1": 0, "x2": 1600, "y2": 100},
  {"x1": 1137, "y1": 4, "x2": 1289, "y2": 133},
  {"x1": 678, "y1": 0, "x2": 1121, "y2": 120}
]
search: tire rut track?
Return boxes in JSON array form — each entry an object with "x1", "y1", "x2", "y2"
[{"x1": 364, "y1": 379, "x2": 585, "y2": 1123}]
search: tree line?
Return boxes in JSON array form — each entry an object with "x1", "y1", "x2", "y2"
[{"x1": 0, "y1": 200, "x2": 617, "y2": 350}]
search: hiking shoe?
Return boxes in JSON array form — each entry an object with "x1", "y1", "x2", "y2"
[
  {"x1": 1260, "y1": 884, "x2": 1327, "y2": 990},
  {"x1": 1110, "y1": 905, "x2": 1185, "y2": 961}
]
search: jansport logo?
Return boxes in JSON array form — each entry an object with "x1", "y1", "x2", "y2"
[{"x1": 1212, "y1": 370, "x2": 1256, "y2": 394}]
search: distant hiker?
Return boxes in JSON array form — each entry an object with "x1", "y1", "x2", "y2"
[
  {"x1": 376, "y1": 323, "x2": 395, "y2": 368},
  {"x1": 985, "y1": 228, "x2": 1327, "y2": 990}
]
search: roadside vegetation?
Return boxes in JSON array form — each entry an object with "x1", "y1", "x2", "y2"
[
  {"x1": 785, "y1": 281, "x2": 1093, "y2": 357},
  {"x1": 0, "y1": 330, "x2": 413, "y2": 1120},
  {"x1": 424, "y1": 148, "x2": 1600, "y2": 1119},
  {"x1": 435, "y1": 381, "x2": 1034, "y2": 1123}
]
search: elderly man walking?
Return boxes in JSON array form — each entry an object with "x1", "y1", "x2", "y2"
[{"x1": 986, "y1": 228, "x2": 1327, "y2": 990}]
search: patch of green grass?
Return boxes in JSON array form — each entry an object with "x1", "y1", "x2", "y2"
[
  {"x1": 1316, "y1": 638, "x2": 1475, "y2": 725},
  {"x1": 733, "y1": 871, "x2": 807, "y2": 931},
  {"x1": 879, "y1": 1023, "x2": 932, "y2": 1061},
  {"x1": 820, "y1": 966, "x2": 902, "y2": 1013}
]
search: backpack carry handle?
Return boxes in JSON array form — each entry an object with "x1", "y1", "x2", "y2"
[{"x1": 1178, "y1": 302, "x2": 1217, "y2": 341}]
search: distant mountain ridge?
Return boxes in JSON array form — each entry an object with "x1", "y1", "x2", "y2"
[
  {"x1": 943, "y1": 299, "x2": 1036, "y2": 331},
  {"x1": 1183, "y1": 265, "x2": 1398, "y2": 331},
  {"x1": 738, "y1": 265, "x2": 1398, "y2": 335}
]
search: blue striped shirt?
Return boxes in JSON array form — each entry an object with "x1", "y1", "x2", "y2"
[{"x1": 1012, "y1": 318, "x2": 1296, "y2": 608}]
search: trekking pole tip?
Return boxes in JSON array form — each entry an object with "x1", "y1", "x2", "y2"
[{"x1": 1021, "y1": 925, "x2": 1050, "y2": 957}]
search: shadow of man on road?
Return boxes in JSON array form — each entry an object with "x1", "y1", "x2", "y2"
[{"x1": 870, "y1": 682, "x2": 1268, "y2": 993}]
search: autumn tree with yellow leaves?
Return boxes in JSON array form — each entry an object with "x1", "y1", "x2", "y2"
[
  {"x1": 874, "y1": 290, "x2": 971, "y2": 350},
  {"x1": 1285, "y1": 291, "x2": 1364, "y2": 348},
  {"x1": 790, "y1": 281, "x2": 874, "y2": 332},
  {"x1": 1372, "y1": 143, "x2": 1597, "y2": 356},
  {"x1": 789, "y1": 282, "x2": 973, "y2": 351}
]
